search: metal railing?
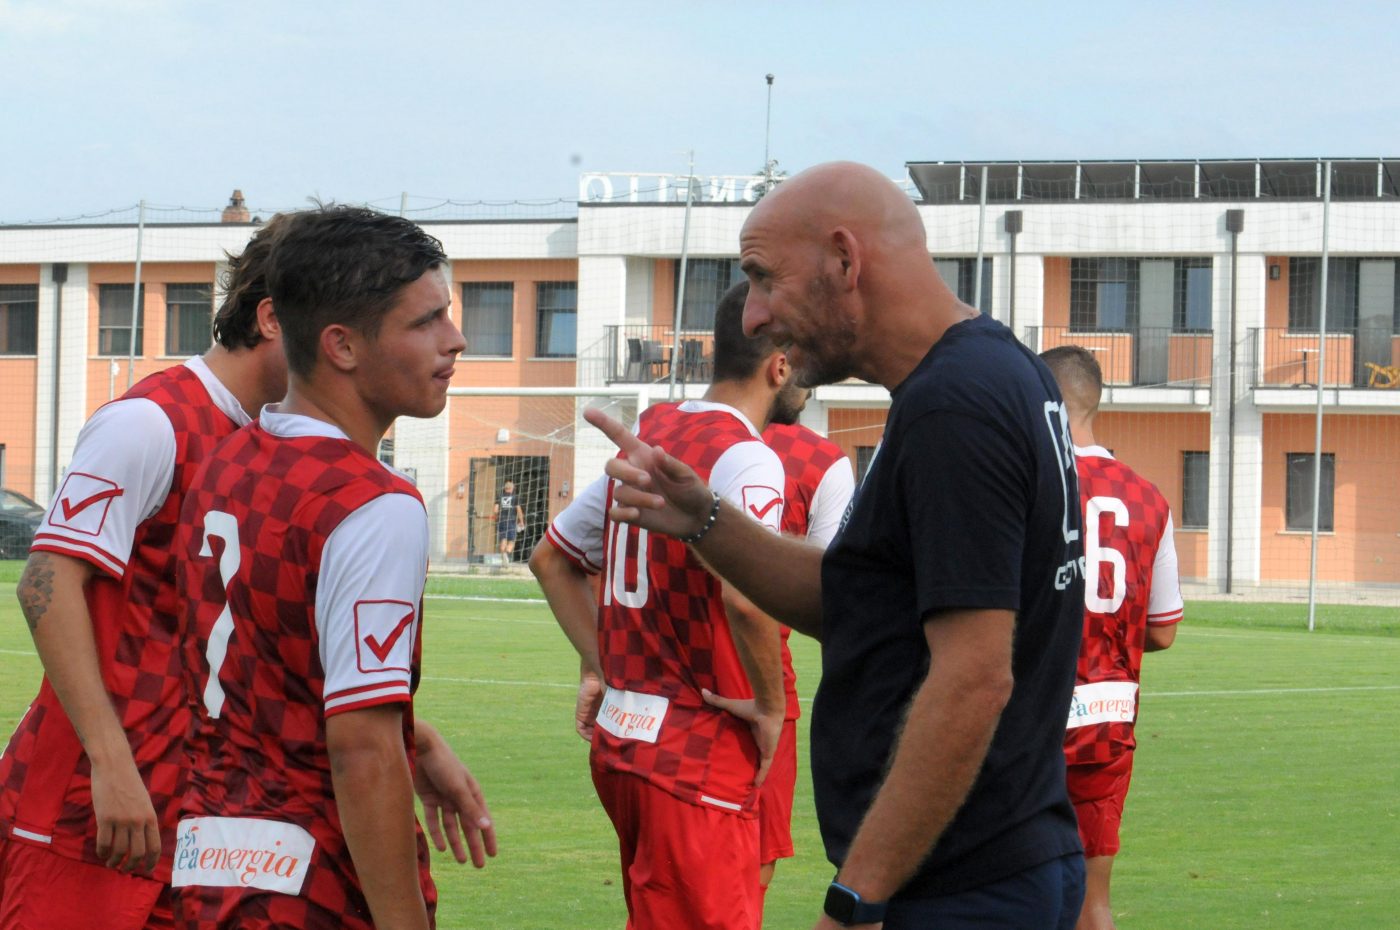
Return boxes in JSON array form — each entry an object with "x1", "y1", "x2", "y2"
[
  {"x1": 1022, "y1": 326, "x2": 1213, "y2": 388},
  {"x1": 601, "y1": 324, "x2": 715, "y2": 385},
  {"x1": 1248, "y1": 327, "x2": 1400, "y2": 389}
]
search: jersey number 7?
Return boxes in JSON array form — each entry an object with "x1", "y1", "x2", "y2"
[{"x1": 196, "y1": 510, "x2": 241, "y2": 718}]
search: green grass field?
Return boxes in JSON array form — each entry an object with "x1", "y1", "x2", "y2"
[{"x1": 0, "y1": 571, "x2": 1396, "y2": 928}]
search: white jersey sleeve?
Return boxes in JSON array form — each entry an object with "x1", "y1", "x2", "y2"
[
  {"x1": 805, "y1": 456, "x2": 857, "y2": 548},
  {"x1": 315, "y1": 492, "x2": 428, "y2": 716},
  {"x1": 710, "y1": 439, "x2": 785, "y2": 532},
  {"x1": 545, "y1": 474, "x2": 608, "y2": 574},
  {"x1": 1147, "y1": 512, "x2": 1185, "y2": 625},
  {"x1": 31, "y1": 397, "x2": 176, "y2": 578}
]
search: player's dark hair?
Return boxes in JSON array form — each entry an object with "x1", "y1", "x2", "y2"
[
  {"x1": 267, "y1": 205, "x2": 448, "y2": 378},
  {"x1": 711, "y1": 280, "x2": 779, "y2": 383},
  {"x1": 1040, "y1": 345, "x2": 1103, "y2": 416},
  {"x1": 212, "y1": 213, "x2": 290, "y2": 351}
]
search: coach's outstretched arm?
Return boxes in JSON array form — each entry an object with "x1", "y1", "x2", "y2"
[{"x1": 585, "y1": 408, "x2": 825, "y2": 639}]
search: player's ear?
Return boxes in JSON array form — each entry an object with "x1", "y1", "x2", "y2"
[
  {"x1": 320, "y1": 323, "x2": 358, "y2": 372},
  {"x1": 769, "y1": 351, "x2": 790, "y2": 389},
  {"x1": 255, "y1": 297, "x2": 280, "y2": 342}
]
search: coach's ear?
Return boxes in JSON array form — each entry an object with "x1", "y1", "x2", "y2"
[{"x1": 320, "y1": 323, "x2": 360, "y2": 373}]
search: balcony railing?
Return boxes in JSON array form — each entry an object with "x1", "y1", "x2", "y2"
[
  {"x1": 602, "y1": 325, "x2": 715, "y2": 385},
  {"x1": 1022, "y1": 326, "x2": 1213, "y2": 388},
  {"x1": 1249, "y1": 327, "x2": 1400, "y2": 389}
]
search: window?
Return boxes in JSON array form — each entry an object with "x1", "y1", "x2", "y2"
[
  {"x1": 535, "y1": 282, "x2": 577, "y2": 358},
  {"x1": 0, "y1": 285, "x2": 38, "y2": 355},
  {"x1": 933, "y1": 258, "x2": 993, "y2": 314},
  {"x1": 1174, "y1": 260, "x2": 1213, "y2": 332},
  {"x1": 1070, "y1": 258, "x2": 1137, "y2": 332},
  {"x1": 676, "y1": 258, "x2": 743, "y2": 333},
  {"x1": 855, "y1": 445, "x2": 878, "y2": 484},
  {"x1": 165, "y1": 283, "x2": 213, "y2": 356},
  {"x1": 1288, "y1": 258, "x2": 1359, "y2": 332},
  {"x1": 1181, "y1": 451, "x2": 1209, "y2": 528},
  {"x1": 461, "y1": 283, "x2": 513, "y2": 357},
  {"x1": 98, "y1": 284, "x2": 145, "y2": 356},
  {"x1": 1285, "y1": 452, "x2": 1334, "y2": 532}
]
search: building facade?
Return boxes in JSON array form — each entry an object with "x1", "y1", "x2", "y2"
[{"x1": 1, "y1": 159, "x2": 1397, "y2": 594}]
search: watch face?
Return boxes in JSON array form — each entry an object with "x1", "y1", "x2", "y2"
[{"x1": 823, "y1": 883, "x2": 857, "y2": 924}]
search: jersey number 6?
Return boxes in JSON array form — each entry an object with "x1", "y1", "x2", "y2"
[{"x1": 1084, "y1": 495, "x2": 1128, "y2": 613}]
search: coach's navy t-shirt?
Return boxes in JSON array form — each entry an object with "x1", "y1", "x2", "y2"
[{"x1": 811, "y1": 313, "x2": 1085, "y2": 898}]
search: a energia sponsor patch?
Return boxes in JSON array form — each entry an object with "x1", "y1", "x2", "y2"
[
  {"x1": 1066, "y1": 681, "x2": 1139, "y2": 730},
  {"x1": 596, "y1": 686, "x2": 669, "y2": 744},
  {"x1": 171, "y1": 816, "x2": 315, "y2": 894}
]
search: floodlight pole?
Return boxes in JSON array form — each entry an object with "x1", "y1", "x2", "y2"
[
  {"x1": 668, "y1": 150, "x2": 696, "y2": 402},
  {"x1": 127, "y1": 199, "x2": 146, "y2": 389},
  {"x1": 764, "y1": 73, "x2": 775, "y2": 189},
  {"x1": 1306, "y1": 163, "x2": 1332, "y2": 632}
]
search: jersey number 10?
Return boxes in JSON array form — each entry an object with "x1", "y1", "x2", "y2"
[{"x1": 603, "y1": 519, "x2": 649, "y2": 608}]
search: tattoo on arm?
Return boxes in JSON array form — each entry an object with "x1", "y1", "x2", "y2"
[{"x1": 17, "y1": 553, "x2": 57, "y2": 634}]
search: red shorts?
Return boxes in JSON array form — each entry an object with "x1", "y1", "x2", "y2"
[
  {"x1": 758, "y1": 719, "x2": 798, "y2": 865},
  {"x1": 1066, "y1": 751, "x2": 1135, "y2": 858},
  {"x1": 0, "y1": 836, "x2": 172, "y2": 930},
  {"x1": 592, "y1": 768, "x2": 761, "y2": 930}
]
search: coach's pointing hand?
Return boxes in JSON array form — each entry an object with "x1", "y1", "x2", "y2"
[{"x1": 584, "y1": 407, "x2": 713, "y2": 538}]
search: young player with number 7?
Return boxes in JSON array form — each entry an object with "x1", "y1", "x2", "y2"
[{"x1": 172, "y1": 206, "x2": 490, "y2": 930}]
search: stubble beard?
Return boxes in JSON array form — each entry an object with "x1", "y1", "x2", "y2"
[{"x1": 792, "y1": 273, "x2": 857, "y2": 388}]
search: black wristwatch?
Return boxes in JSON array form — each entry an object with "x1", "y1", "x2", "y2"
[{"x1": 823, "y1": 881, "x2": 888, "y2": 926}]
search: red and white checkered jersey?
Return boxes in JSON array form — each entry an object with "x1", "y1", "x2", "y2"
[
  {"x1": 762, "y1": 422, "x2": 855, "y2": 719},
  {"x1": 0, "y1": 357, "x2": 248, "y2": 880},
  {"x1": 173, "y1": 407, "x2": 434, "y2": 923},
  {"x1": 1064, "y1": 445, "x2": 1184, "y2": 765},
  {"x1": 762, "y1": 423, "x2": 856, "y2": 549},
  {"x1": 547, "y1": 400, "x2": 784, "y2": 815}
]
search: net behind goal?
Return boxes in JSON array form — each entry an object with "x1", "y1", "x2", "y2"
[{"x1": 388, "y1": 386, "x2": 650, "y2": 571}]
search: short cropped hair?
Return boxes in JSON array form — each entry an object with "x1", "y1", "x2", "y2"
[
  {"x1": 266, "y1": 206, "x2": 447, "y2": 378},
  {"x1": 1039, "y1": 345, "x2": 1103, "y2": 417},
  {"x1": 711, "y1": 281, "x2": 779, "y2": 383},
  {"x1": 212, "y1": 213, "x2": 290, "y2": 351}
]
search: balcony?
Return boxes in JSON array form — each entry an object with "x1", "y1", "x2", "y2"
[
  {"x1": 1022, "y1": 326, "x2": 1213, "y2": 407},
  {"x1": 602, "y1": 325, "x2": 715, "y2": 385},
  {"x1": 1248, "y1": 327, "x2": 1400, "y2": 409}
]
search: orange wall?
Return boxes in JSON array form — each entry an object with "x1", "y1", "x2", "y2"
[
  {"x1": 443, "y1": 394, "x2": 577, "y2": 560},
  {"x1": 453, "y1": 259, "x2": 577, "y2": 389},
  {"x1": 825, "y1": 407, "x2": 887, "y2": 469},
  {"x1": 84, "y1": 263, "x2": 217, "y2": 412},
  {"x1": 1259, "y1": 414, "x2": 1400, "y2": 584},
  {"x1": 653, "y1": 260, "x2": 677, "y2": 330},
  {"x1": 1260, "y1": 256, "x2": 1400, "y2": 388},
  {"x1": 445, "y1": 257, "x2": 577, "y2": 559},
  {"x1": 1042, "y1": 257, "x2": 1070, "y2": 328},
  {"x1": 1094, "y1": 412, "x2": 1211, "y2": 580},
  {"x1": 0, "y1": 266, "x2": 40, "y2": 494}
]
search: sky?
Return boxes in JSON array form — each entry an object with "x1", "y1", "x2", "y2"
[{"x1": 3, "y1": 0, "x2": 1399, "y2": 223}]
